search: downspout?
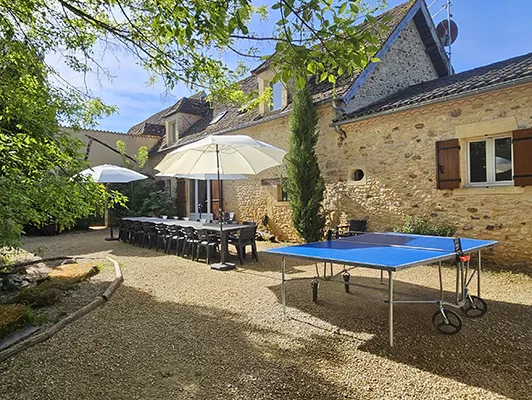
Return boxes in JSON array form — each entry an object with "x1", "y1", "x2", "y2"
[{"x1": 331, "y1": 97, "x2": 347, "y2": 144}]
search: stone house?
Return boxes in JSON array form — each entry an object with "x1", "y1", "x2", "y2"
[{"x1": 107, "y1": 0, "x2": 531, "y2": 265}]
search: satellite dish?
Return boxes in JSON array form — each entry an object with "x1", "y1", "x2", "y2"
[{"x1": 436, "y1": 19, "x2": 458, "y2": 46}]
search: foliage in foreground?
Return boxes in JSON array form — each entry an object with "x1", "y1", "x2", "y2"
[
  {"x1": 393, "y1": 216, "x2": 457, "y2": 237},
  {"x1": 0, "y1": 0, "x2": 388, "y2": 103},
  {"x1": 285, "y1": 81, "x2": 325, "y2": 243},
  {"x1": 0, "y1": 39, "x2": 116, "y2": 248}
]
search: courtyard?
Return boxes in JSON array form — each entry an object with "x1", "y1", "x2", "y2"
[{"x1": 1, "y1": 230, "x2": 530, "y2": 400}]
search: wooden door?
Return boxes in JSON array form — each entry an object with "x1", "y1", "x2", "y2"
[
  {"x1": 175, "y1": 178, "x2": 187, "y2": 217},
  {"x1": 436, "y1": 139, "x2": 461, "y2": 189},
  {"x1": 211, "y1": 180, "x2": 222, "y2": 218}
]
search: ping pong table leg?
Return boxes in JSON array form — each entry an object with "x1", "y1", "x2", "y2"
[
  {"x1": 477, "y1": 251, "x2": 482, "y2": 298},
  {"x1": 281, "y1": 257, "x2": 287, "y2": 317},
  {"x1": 388, "y1": 270, "x2": 394, "y2": 347}
]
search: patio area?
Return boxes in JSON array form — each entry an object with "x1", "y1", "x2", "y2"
[{"x1": 1, "y1": 229, "x2": 530, "y2": 399}]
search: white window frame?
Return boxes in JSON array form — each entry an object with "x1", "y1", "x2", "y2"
[
  {"x1": 466, "y1": 134, "x2": 513, "y2": 187},
  {"x1": 188, "y1": 179, "x2": 213, "y2": 221}
]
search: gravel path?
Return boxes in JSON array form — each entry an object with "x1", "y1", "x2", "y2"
[{"x1": 1, "y1": 230, "x2": 530, "y2": 399}]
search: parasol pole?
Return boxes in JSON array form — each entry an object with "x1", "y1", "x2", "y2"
[
  {"x1": 217, "y1": 144, "x2": 224, "y2": 262},
  {"x1": 211, "y1": 143, "x2": 235, "y2": 270}
]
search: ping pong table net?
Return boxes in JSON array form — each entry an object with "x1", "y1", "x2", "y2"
[{"x1": 454, "y1": 237, "x2": 471, "y2": 262}]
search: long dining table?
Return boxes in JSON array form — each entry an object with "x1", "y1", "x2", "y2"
[{"x1": 122, "y1": 217, "x2": 245, "y2": 263}]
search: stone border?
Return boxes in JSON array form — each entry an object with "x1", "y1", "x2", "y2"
[{"x1": 0, "y1": 256, "x2": 123, "y2": 363}]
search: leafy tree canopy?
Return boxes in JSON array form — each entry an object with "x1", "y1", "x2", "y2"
[
  {"x1": 0, "y1": 38, "x2": 120, "y2": 247},
  {"x1": 0, "y1": 0, "x2": 388, "y2": 105}
]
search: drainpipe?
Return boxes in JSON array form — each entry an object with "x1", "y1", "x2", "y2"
[{"x1": 331, "y1": 97, "x2": 347, "y2": 140}]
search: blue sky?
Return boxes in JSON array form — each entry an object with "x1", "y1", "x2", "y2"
[{"x1": 60, "y1": 0, "x2": 532, "y2": 133}]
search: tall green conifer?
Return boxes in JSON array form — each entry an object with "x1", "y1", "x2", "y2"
[{"x1": 285, "y1": 81, "x2": 325, "y2": 242}]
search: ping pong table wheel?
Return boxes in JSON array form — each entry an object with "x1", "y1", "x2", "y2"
[
  {"x1": 311, "y1": 279, "x2": 319, "y2": 302},
  {"x1": 461, "y1": 295, "x2": 487, "y2": 318},
  {"x1": 342, "y1": 272, "x2": 350, "y2": 293},
  {"x1": 432, "y1": 309, "x2": 462, "y2": 335}
]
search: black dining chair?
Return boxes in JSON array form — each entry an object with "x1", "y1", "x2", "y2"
[
  {"x1": 229, "y1": 225, "x2": 258, "y2": 265},
  {"x1": 130, "y1": 221, "x2": 143, "y2": 246},
  {"x1": 141, "y1": 222, "x2": 157, "y2": 249},
  {"x1": 155, "y1": 224, "x2": 170, "y2": 252},
  {"x1": 182, "y1": 226, "x2": 199, "y2": 259},
  {"x1": 167, "y1": 226, "x2": 186, "y2": 256},
  {"x1": 195, "y1": 229, "x2": 219, "y2": 264},
  {"x1": 119, "y1": 219, "x2": 130, "y2": 242},
  {"x1": 335, "y1": 219, "x2": 367, "y2": 238}
]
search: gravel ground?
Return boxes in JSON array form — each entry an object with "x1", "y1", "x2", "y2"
[{"x1": 0, "y1": 230, "x2": 530, "y2": 400}]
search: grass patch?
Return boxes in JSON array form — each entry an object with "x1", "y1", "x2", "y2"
[
  {"x1": 23, "y1": 306, "x2": 53, "y2": 325},
  {"x1": 95, "y1": 260, "x2": 113, "y2": 273}
]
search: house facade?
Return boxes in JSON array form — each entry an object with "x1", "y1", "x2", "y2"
[{"x1": 100, "y1": 0, "x2": 531, "y2": 266}]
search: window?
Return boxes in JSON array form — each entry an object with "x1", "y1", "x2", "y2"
[
  {"x1": 279, "y1": 187, "x2": 289, "y2": 202},
  {"x1": 209, "y1": 110, "x2": 227, "y2": 125},
  {"x1": 352, "y1": 169, "x2": 364, "y2": 181},
  {"x1": 270, "y1": 81, "x2": 283, "y2": 111},
  {"x1": 467, "y1": 136, "x2": 512, "y2": 186},
  {"x1": 171, "y1": 121, "x2": 177, "y2": 143}
]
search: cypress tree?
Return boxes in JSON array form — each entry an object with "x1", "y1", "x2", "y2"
[{"x1": 285, "y1": 80, "x2": 325, "y2": 243}]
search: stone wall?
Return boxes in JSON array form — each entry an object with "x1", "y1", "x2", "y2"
[
  {"x1": 221, "y1": 114, "x2": 295, "y2": 241},
  {"x1": 344, "y1": 19, "x2": 440, "y2": 114},
  {"x1": 224, "y1": 83, "x2": 532, "y2": 267},
  {"x1": 331, "y1": 83, "x2": 532, "y2": 266}
]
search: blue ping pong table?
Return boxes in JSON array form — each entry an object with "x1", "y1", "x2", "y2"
[{"x1": 264, "y1": 232, "x2": 497, "y2": 346}]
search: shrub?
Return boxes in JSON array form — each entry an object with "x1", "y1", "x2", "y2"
[
  {"x1": 113, "y1": 179, "x2": 175, "y2": 218},
  {"x1": 393, "y1": 216, "x2": 456, "y2": 237}
]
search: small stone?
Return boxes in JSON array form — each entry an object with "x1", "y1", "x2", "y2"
[
  {"x1": 463, "y1": 225, "x2": 473, "y2": 230},
  {"x1": 467, "y1": 208, "x2": 478, "y2": 213},
  {"x1": 414, "y1": 123, "x2": 424, "y2": 129},
  {"x1": 448, "y1": 109, "x2": 462, "y2": 117},
  {"x1": 486, "y1": 225, "x2": 495, "y2": 231}
]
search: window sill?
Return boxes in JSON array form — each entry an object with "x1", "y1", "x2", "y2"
[{"x1": 455, "y1": 186, "x2": 525, "y2": 195}]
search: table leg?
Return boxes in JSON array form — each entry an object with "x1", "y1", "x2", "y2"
[
  {"x1": 388, "y1": 270, "x2": 394, "y2": 347},
  {"x1": 477, "y1": 250, "x2": 482, "y2": 297},
  {"x1": 281, "y1": 257, "x2": 286, "y2": 317}
]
